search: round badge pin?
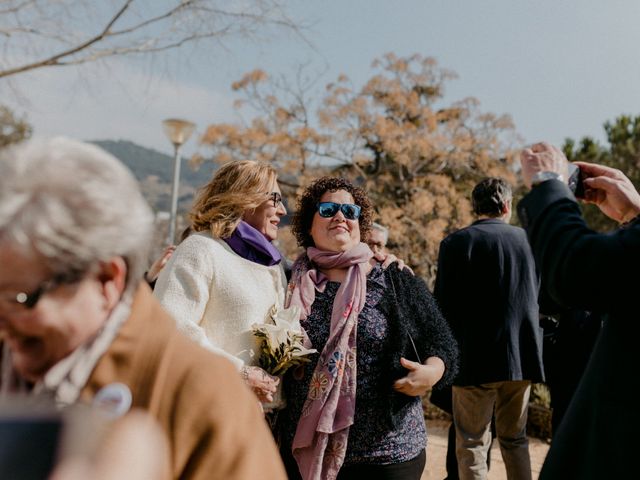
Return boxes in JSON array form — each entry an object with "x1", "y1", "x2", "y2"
[{"x1": 93, "y1": 383, "x2": 132, "y2": 417}]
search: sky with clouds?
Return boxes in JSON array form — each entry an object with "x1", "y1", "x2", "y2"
[{"x1": 3, "y1": 0, "x2": 640, "y2": 159}]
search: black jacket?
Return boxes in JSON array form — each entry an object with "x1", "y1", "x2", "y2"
[
  {"x1": 287, "y1": 260, "x2": 459, "y2": 427},
  {"x1": 518, "y1": 180, "x2": 640, "y2": 479},
  {"x1": 379, "y1": 264, "x2": 459, "y2": 410},
  {"x1": 434, "y1": 218, "x2": 545, "y2": 386}
]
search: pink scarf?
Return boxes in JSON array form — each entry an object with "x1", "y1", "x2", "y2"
[{"x1": 286, "y1": 242, "x2": 373, "y2": 480}]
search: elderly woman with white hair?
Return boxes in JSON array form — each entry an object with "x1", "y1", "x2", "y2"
[{"x1": 0, "y1": 138, "x2": 286, "y2": 480}]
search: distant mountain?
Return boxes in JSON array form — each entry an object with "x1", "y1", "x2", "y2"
[
  {"x1": 90, "y1": 139, "x2": 217, "y2": 213},
  {"x1": 90, "y1": 139, "x2": 216, "y2": 187}
]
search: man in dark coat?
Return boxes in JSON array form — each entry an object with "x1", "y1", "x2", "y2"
[
  {"x1": 518, "y1": 142, "x2": 640, "y2": 479},
  {"x1": 538, "y1": 304, "x2": 602, "y2": 435},
  {"x1": 434, "y1": 177, "x2": 544, "y2": 480}
]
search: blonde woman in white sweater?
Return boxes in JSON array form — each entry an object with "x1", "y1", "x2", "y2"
[{"x1": 154, "y1": 160, "x2": 287, "y2": 403}]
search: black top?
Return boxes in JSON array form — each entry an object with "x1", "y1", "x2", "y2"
[
  {"x1": 277, "y1": 263, "x2": 458, "y2": 465},
  {"x1": 278, "y1": 265, "x2": 425, "y2": 465}
]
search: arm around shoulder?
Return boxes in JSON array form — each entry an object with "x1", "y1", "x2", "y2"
[{"x1": 518, "y1": 181, "x2": 640, "y2": 312}]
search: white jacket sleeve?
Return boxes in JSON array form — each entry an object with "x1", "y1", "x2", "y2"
[{"x1": 153, "y1": 238, "x2": 244, "y2": 370}]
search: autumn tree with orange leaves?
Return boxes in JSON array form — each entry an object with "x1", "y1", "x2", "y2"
[{"x1": 197, "y1": 53, "x2": 522, "y2": 284}]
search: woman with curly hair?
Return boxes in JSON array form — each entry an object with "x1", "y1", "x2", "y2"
[{"x1": 275, "y1": 176, "x2": 459, "y2": 480}]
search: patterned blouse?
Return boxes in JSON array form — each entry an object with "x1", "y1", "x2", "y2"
[{"x1": 277, "y1": 264, "x2": 426, "y2": 465}]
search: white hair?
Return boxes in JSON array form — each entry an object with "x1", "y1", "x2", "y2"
[
  {"x1": 371, "y1": 222, "x2": 389, "y2": 244},
  {"x1": 0, "y1": 137, "x2": 154, "y2": 294}
]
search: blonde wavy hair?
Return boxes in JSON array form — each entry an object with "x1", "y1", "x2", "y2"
[{"x1": 190, "y1": 160, "x2": 278, "y2": 239}]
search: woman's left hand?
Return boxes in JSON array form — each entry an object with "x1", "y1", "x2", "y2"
[
  {"x1": 242, "y1": 366, "x2": 279, "y2": 403},
  {"x1": 393, "y1": 357, "x2": 445, "y2": 397}
]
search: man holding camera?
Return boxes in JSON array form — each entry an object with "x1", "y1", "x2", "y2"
[{"x1": 518, "y1": 142, "x2": 640, "y2": 479}]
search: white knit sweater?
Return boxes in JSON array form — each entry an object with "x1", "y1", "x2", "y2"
[{"x1": 153, "y1": 232, "x2": 287, "y2": 370}]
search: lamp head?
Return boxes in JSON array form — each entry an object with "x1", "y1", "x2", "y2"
[{"x1": 162, "y1": 118, "x2": 196, "y2": 147}]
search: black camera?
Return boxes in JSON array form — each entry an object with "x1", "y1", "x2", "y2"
[
  {"x1": 0, "y1": 398, "x2": 109, "y2": 478},
  {"x1": 567, "y1": 163, "x2": 585, "y2": 198}
]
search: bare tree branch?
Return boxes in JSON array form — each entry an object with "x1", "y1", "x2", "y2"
[
  {"x1": 0, "y1": 0, "x2": 304, "y2": 79},
  {"x1": 0, "y1": 0, "x2": 36, "y2": 16},
  {"x1": 0, "y1": 0, "x2": 133, "y2": 78}
]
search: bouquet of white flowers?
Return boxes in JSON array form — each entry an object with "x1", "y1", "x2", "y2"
[{"x1": 252, "y1": 304, "x2": 317, "y2": 377}]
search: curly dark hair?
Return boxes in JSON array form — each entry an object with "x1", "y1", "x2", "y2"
[
  {"x1": 291, "y1": 176, "x2": 373, "y2": 249},
  {"x1": 471, "y1": 177, "x2": 512, "y2": 217}
]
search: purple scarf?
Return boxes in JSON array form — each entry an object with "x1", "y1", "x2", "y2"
[
  {"x1": 286, "y1": 242, "x2": 373, "y2": 480},
  {"x1": 224, "y1": 220, "x2": 282, "y2": 266}
]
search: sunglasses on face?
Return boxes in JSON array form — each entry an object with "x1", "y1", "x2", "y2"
[
  {"x1": 316, "y1": 202, "x2": 362, "y2": 220},
  {"x1": 266, "y1": 192, "x2": 282, "y2": 208}
]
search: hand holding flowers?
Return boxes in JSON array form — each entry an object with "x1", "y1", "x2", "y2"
[{"x1": 252, "y1": 304, "x2": 317, "y2": 377}]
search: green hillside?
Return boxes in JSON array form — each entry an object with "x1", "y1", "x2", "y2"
[{"x1": 90, "y1": 139, "x2": 217, "y2": 213}]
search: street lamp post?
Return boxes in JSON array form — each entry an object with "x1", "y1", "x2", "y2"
[{"x1": 162, "y1": 118, "x2": 196, "y2": 244}]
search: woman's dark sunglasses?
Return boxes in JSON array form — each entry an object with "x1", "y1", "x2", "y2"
[
  {"x1": 316, "y1": 202, "x2": 362, "y2": 220},
  {"x1": 266, "y1": 192, "x2": 282, "y2": 208}
]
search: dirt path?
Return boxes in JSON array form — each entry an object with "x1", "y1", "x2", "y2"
[{"x1": 422, "y1": 419, "x2": 550, "y2": 480}]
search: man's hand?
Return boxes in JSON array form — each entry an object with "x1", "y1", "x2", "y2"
[
  {"x1": 372, "y1": 251, "x2": 415, "y2": 275},
  {"x1": 145, "y1": 245, "x2": 176, "y2": 283},
  {"x1": 575, "y1": 161, "x2": 640, "y2": 223},
  {"x1": 520, "y1": 142, "x2": 570, "y2": 189},
  {"x1": 393, "y1": 357, "x2": 445, "y2": 397}
]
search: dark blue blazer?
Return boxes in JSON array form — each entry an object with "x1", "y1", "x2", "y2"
[
  {"x1": 434, "y1": 217, "x2": 544, "y2": 386},
  {"x1": 518, "y1": 180, "x2": 640, "y2": 480}
]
